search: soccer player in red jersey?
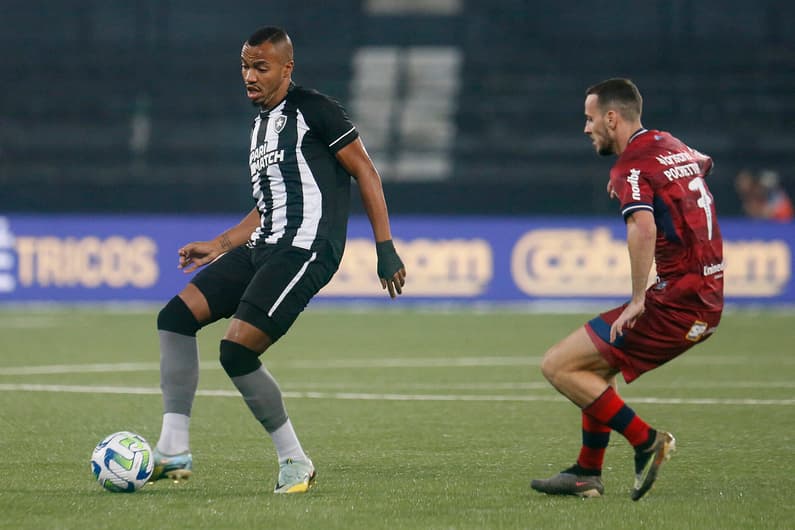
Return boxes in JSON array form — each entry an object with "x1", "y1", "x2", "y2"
[{"x1": 531, "y1": 78, "x2": 724, "y2": 500}]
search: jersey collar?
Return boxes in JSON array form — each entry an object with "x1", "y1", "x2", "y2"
[{"x1": 627, "y1": 128, "x2": 648, "y2": 145}]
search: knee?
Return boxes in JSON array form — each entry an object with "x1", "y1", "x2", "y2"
[
  {"x1": 540, "y1": 345, "x2": 562, "y2": 385},
  {"x1": 158, "y1": 296, "x2": 201, "y2": 336},
  {"x1": 219, "y1": 339, "x2": 262, "y2": 378}
]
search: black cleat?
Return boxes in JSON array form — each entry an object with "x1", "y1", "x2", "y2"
[
  {"x1": 531, "y1": 465, "x2": 604, "y2": 498},
  {"x1": 631, "y1": 431, "x2": 676, "y2": 501}
]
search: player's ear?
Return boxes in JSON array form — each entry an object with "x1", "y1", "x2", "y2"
[
  {"x1": 605, "y1": 110, "x2": 617, "y2": 129},
  {"x1": 283, "y1": 60, "x2": 294, "y2": 79}
]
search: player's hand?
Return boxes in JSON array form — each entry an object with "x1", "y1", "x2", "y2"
[
  {"x1": 606, "y1": 180, "x2": 618, "y2": 200},
  {"x1": 178, "y1": 241, "x2": 223, "y2": 273},
  {"x1": 609, "y1": 299, "x2": 645, "y2": 343},
  {"x1": 376, "y1": 240, "x2": 406, "y2": 299}
]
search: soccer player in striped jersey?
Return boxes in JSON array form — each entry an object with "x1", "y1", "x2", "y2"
[
  {"x1": 531, "y1": 79, "x2": 723, "y2": 500},
  {"x1": 150, "y1": 26, "x2": 406, "y2": 493}
]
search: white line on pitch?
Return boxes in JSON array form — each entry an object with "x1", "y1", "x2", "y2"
[
  {"x1": 0, "y1": 358, "x2": 540, "y2": 375},
  {"x1": 0, "y1": 362, "x2": 165, "y2": 375},
  {"x1": 0, "y1": 383, "x2": 792, "y2": 406},
  {"x1": 286, "y1": 380, "x2": 795, "y2": 390},
  {"x1": 283, "y1": 357, "x2": 543, "y2": 368},
  {"x1": 2, "y1": 354, "x2": 794, "y2": 376}
]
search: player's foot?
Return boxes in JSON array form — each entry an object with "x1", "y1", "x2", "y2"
[
  {"x1": 274, "y1": 458, "x2": 316, "y2": 494},
  {"x1": 149, "y1": 449, "x2": 193, "y2": 483},
  {"x1": 631, "y1": 430, "x2": 676, "y2": 501},
  {"x1": 530, "y1": 464, "x2": 604, "y2": 498}
]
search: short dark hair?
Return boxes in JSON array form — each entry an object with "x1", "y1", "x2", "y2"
[
  {"x1": 586, "y1": 78, "x2": 642, "y2": 120},
  {"x1": 246, "y1": 26, "x2": 289, "y2": 47}
]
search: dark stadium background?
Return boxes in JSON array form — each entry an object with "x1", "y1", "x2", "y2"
[
  {"x1": 1, "y1": 6, "x2": 793, "y2": 528},
  {"x1": 1, "y1": 0, "x2": 793, "y2": 217}
]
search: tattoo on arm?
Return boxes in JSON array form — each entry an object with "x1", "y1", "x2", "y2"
[{"x1": 219, "y1": 233, "x2": 233, "y2": 251}]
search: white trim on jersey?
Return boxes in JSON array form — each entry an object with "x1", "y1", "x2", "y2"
[
  {"x1": 249, "y1": 116, "x2": 265, "y2": 245},
  {"x1": 250, "y1": 115, "x2": 262, "y2": 151},
  {"x1": 267, "y1": 251, "x2": 318, "y2": 317},
  {"x1": 621, "y1": 204, "x2": 654, "y2": 217},
  {"x1": 264, "y1": 103, "x2": 289, "y2": 245},
  {"x1": 292, "y1": 109, "x2": 323, "y2": 250},
  {"x1": 250, "y1": 175, "x2": 266, "y2": 244},
  {"x1": 328, "y1": 126, "x2": 356, "y2": 148}
]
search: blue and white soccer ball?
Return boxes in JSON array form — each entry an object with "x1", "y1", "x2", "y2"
[{"x1": 90, "y1": 431, "x2": 154, "y2": 492}]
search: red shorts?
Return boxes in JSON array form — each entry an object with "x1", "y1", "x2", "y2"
[{"x1": 585, "y1": 300, "x2": 722, "y2": 383}]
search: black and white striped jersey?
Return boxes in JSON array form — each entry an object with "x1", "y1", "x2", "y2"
[{"x1": 247, "y1": 84, "x2": 359, "y2": 259}]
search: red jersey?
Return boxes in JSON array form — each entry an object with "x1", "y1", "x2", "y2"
[{"x1": 610, "y1": 129, "x2": 724, "y2": 312}]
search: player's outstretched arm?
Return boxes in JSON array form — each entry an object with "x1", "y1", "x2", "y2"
[
  {"x1": 336, "y1": 138, "x2": 406, "y2": 298},
  {"x1": 178, "y1": 208, "x2": 260, "y2": 273},
  {"x1": 610, "y1": 210, "x2": 656, "y2": 342}
]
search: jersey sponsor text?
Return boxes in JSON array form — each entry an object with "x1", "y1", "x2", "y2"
[
  {"x1": 249, "y1": 147, "x2": 285, "y2": 175},
  {"x1": 626, "y1": 168, "x2": 642, "y2": 200}
]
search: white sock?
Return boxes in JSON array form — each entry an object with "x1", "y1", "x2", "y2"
[
  {"x1": 270, "y1": 419, "x2": 308, "y2": 464},
  {"x1": 156, "y1": 412, "x2": 190, "y2": 455}
]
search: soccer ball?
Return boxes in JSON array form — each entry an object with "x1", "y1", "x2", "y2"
[{"x1": 90, "y1": 431, "x2": 154, "y2": 492}]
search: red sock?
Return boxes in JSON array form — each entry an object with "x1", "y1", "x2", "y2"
[
  {"x1": 576, "y1": 412, "x2": 611, "y2": 472},
  {"x1": 583, "y1": 387, "x2": 653, "y2": 448}
]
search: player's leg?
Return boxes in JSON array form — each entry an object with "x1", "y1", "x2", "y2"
[
  {"x1": 152, "y1": 247, "x2": 253, "y2": 482},
  {"x1": 576, "y1": 376, "x2": 616, "y2": 475},
  {"x1": 150, "y1": 284, "x2": 206, "y2": 481},
  {"x1": 585, "y1": 307, "x2": 686, "y2": 500},
  {"x1": 531, "y1": 373, "x2": 617, "y2": 498},
  {"x1": 220, "y1": 244, "x2": 337, "y2": 493},
  {"x1": 219, "y1": 319, "x2": 316, "y2": 493},
  {"x1": 219, "y1": 319, "x2": 303, "y2": 465},
  {"x1": 539, "y1": 325, "x2": 619, "y2": 407},
  {"x1": 533, "y1": 325, "x2": 670, "y2": 499},
  {"x1": 531, "y1": 327, "x2": 616, "y2": 497}
]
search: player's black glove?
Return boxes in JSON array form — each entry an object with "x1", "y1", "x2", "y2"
[{"x1": 376, "y1": 240, "x2": 404, "y2": 280}]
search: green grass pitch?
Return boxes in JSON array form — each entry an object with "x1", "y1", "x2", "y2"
[{"x1": 0, "y1": 306, "x2": 793, "y2": 529}]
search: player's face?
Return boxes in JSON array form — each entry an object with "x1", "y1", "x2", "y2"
[
  {"x1": 584, "y1": 94, "x2": 615, "y2": 156},
  {"x1": 241, "y1": 42, "x2": 293, "y2": 109}
]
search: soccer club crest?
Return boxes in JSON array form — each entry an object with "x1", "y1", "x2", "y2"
[{"x1": 274, "y1": 115, "x2": 287, "y2": 134}]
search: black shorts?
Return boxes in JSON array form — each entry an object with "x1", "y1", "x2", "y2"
[{"x1": 190, "y1": 241, "x2": 339, "y2": 342}]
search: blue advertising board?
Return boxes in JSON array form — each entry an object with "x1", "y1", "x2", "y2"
[{"x1": 0, "y1": 215, "x2": 791, "y2": 305}]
